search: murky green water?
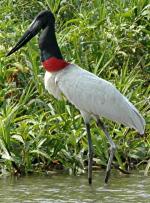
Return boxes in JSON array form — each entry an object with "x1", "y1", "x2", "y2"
[{"x1": 0, "y1": 171, "x2": 149, "y2": 203}]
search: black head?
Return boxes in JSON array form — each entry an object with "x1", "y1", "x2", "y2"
[
  {"x1": 6, "y1": 10, "x2": 55, "y2": 56},
  {"x1": 33, "y1": 10, "x2": 55, "y2": 29}
]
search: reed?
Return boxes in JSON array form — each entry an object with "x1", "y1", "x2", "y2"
[{"x1": 0, "y1": 0, "x2": 149, "y2": 176}]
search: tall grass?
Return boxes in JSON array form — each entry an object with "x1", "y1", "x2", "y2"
[{"x1": 0, "y1": 0, "x2": 150, "y2": 176}]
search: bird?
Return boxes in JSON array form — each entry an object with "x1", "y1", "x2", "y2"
[{"x1": 7, "y1": 10, "x2": 145, "y2": 184}]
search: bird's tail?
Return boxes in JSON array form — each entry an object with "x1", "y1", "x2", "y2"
[{"x1": 126, "y1": 99, "x2": 145, "y2": 135}]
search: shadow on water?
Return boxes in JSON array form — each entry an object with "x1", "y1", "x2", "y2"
[{"x1": 0, "y1": 171, "x2": 150, "y2": 203}]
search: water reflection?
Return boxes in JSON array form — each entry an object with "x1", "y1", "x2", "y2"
[{"x1": 0, "y1": 171, "x2": 150, "y2": 203}]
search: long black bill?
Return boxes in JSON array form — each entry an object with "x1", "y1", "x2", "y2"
[{"x1": 6, "y1": 20, "x2": 42, "y2": 56}]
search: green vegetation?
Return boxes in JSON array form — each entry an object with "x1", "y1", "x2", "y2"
[{"x1": 0, "y1": 0, "x2": 150, "y2": 177}]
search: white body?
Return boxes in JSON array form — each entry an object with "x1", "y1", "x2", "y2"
[{"x1": 44, "y1": 64, "x2": 145, "y2": 134}]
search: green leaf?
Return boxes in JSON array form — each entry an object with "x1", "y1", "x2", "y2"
[{"x1": 12, "y1": 134, "x2": 25, "y2": 145}]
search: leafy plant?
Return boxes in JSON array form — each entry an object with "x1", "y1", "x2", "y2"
[{"x1": 0, "y1": 0, "x2": 149, "y2": 176}]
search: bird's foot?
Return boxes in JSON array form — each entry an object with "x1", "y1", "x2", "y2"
[
  {"x1": 104, "y1": 170, "x2": 110, "y2": 184},
  {"x1": 88, "y1": 177, "x2": 92, "y2": 185}
]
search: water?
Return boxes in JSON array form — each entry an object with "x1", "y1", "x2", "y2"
[{"x1": 0, "y1": 171, "x2": 150, "y2": 203}]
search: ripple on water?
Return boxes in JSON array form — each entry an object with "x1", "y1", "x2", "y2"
[{"x1": 0, "y1": 172, "x2": 149, "y2": 203}]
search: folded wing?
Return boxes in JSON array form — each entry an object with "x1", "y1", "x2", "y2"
[{"x1": 57, "y1": 64, "x2": 145, "y2": 134}]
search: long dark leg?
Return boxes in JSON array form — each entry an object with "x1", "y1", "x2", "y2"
[
  {"x1": 97, "y1": 118, "x2": 116, "y2": 183},
  {"x1": 85, "y1": 123, "x2": 93, "y2": 184}
]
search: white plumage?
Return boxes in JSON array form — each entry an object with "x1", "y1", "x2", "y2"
[
  {"x1": 7, "y1": 10, "x2": 146, "y2": 184},
  {"x1": 44, "y1": 63, "x2": 145, "y2": 134}
]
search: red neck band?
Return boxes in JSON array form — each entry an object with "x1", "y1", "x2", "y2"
[{"x1": 42, "y1": 57, "x2": 70, "y2": 72}]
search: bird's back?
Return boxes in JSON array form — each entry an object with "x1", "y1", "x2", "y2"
[{"x1": 50, "y1": 64, "x2": 145, "y2": 134}]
